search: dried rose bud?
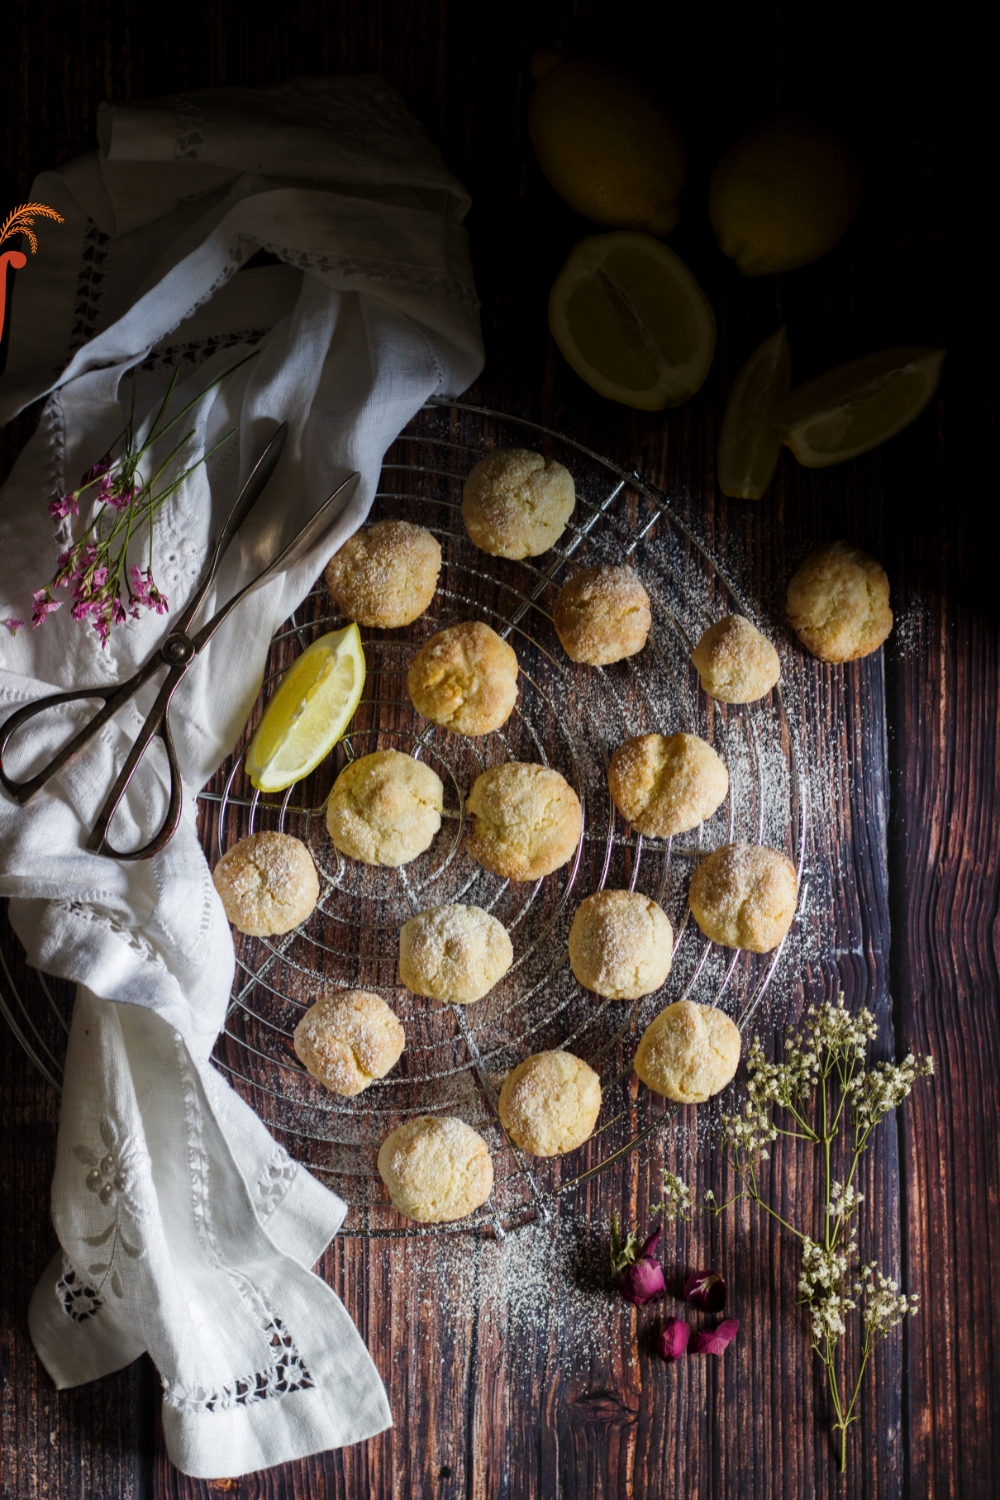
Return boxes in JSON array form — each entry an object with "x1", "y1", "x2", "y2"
[
  {"x1": 618, "y1": 1250, "x2": 667, "y2": 1306},
  {"x1": 655, "y1": 1317, "x2": 691, "y2": 1362},
  {"x1": 609, "y1": 1217, "x2": 667, "y2": 1306},
  {"x1": 684, "y1": 1269, "x2": 727, "y2": 1312},
  {"x1": 690, "y1": 1318, "x2": 740, "y2": 1355}
]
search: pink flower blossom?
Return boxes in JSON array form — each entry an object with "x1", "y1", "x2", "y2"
[
  {"x1": 30, "y1": 589, "x2": 62, "y2": 628},
  {"x1": 690, "y1": 1318, "x2": 740, "y2": 1355},
  {"x1": 81, "y1": 457, "x2": 113, "y2": 487},
  {"x1": 49, "y1": 493, "x2": 79, "y2": 518},
  {"x1": 127, "y1": 565, "x2": 168, "y2": 615},
  {"x1": 103, "y1": 481, "x2": 134, "y2": 511},
  {"x1": 2, "y1": 617, "x2": 24, "y2": 635}
]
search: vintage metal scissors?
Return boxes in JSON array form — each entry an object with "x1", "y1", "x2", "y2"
[{"x1": 0, "y1": 423, "x2": 360, "y2": 861}]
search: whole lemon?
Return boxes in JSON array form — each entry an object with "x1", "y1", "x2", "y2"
[
  {"x1": 708, "y1": 115, "x2": 862, "y2": 275},
  {"x1": 528, "y1": 56, "x2": 686, "y2": 236}
]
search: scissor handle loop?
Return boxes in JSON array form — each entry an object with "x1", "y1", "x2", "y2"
[
  {"x1": 0, "y1": 683, "x2": 125, "y2": 804},
  {"x1": 87, "y1": 702, "x2": 185, "y2": 861}
]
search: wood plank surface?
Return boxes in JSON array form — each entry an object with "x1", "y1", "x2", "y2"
[{"x1": 1, "y1": 3, "x2": 995, "y2": 1498}]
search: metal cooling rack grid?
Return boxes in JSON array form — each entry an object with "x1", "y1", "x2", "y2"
[
  {"x1": 203, "y1": 401, "x2": 807, "y2": 1237},
  {"x1": 0, "y1": 400, "x2": 807, "y2": 1239}
]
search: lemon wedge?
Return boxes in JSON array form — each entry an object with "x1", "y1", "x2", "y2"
[
  {"x1": 717, "y1": 326, "x2": 792, "y2": 499},
  {"x1": 775, "y1": 346, "x2": 945, "y2": 467},
  {"x1": 548, "y1": 232, "x2": 716, "y2": 409},
  {"x1": 246, "y1": 624, "x2": 366, "y2": 792}
]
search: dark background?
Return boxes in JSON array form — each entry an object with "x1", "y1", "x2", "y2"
[{"x1": 1, "y1": 3, "x2": 996, "y2": 1498}]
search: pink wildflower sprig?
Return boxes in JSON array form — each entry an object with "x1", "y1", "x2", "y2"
[{"x1": 33, "y1": 351, "x2": 256, "y2": 647}]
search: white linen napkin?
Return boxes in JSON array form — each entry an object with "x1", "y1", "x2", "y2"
[{"x1": 0, "y1": 75, "x2": 483, "y2": 1478}]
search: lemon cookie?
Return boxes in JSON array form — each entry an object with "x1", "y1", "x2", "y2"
[
  {"x1": 689, "y1": 841, "x2": 798, "y2": 952},
  {"x1": 326, "y1": 750, "x2": 443, "y2": 867},
  {"x1": 466, "y1": 762, "x2": 583, "y2": 880},
  {"x1": 399, "y1": 903, "x2": 514, "y2": 1004},
  {"x1": 568, "y1": 889, "x2": 673, "y2": 999},
  {"x1": 293, "y1": 990, "x2": 405, "y2": 1096},
  {"x1": 325, "y1": 519, "x2": 441, "y2": 628},
  {"x1": 212, "y1": 832, "x2": 319, "y2": 937},
  {"x1": 407, "y1": 621, "x2": 519, "y2": 736},
  {"x1": 634, "y1": 1000, "x2": 741, "y2": 1102},
  {"x1": 377, "y1": 1115, "x2": 494, "y2": 1223},
  {"x1": 462, "y1": 448, "x2": 575, "y2": 558},
  {"x1": 552, "y1": 564, "x2": 652, "y2": 665},
  {"x1": 498, "y1": 1050, "x2": 602, "y2": 1157},
  {"x1": 785, "y1": 540, "x2": 892, "y2": 663},
  {"x1": 608, "y1": 732, "x2": 728, "y2": 838},
  {"x1": 691, "y1": 614, "x2": 781, "y2": 703}
]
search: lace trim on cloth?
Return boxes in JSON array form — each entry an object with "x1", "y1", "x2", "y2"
[
  {"x1": 41, "y1": 392, "x2": 68, "y2": 524},
  {"x1": 140, "y1": 327, "x2": 270, "y2": 374},
  {"x1": 167, "y1": 1034, "x2": 315, "y2": 1414},
  {"x1": 168, "y1": 95, "x2": 207, "y2": 160},
  {"x1": 255, "y1": 1144, "x2": 298, "y2": 1220},
  {"x1": 56, "y1": 900, "x2": 164, "y2": 967},
  {"x1": 56, "y1": 1257, "x2": 103, "y2": 1322},
  {"x1": 68, "y1": 220, "x2": 111, "y2": 356},
  {"x1": 256, "y1": 239, "x2": 480, "y2": 308}
]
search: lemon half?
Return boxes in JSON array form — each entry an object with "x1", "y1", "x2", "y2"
[
  {"x1": 549, "y1": 232, "x2": 716, "y2": 410},
  {"x1": 246, "y1": 624, "x2": 366, "y2": 792},
  {"x1": 775, "y1": 346, "x2": 945, "y2": 468},
  {"x1": 717, "y1": 326, "x2": 792, "y2": 499}
]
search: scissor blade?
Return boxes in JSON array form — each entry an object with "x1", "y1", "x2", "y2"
[
  {"x1": 173, "y1": 422, "x2": 288, "y2": 636},
  {"x1": 190, "y1": 471, "x2": 362, "y2": 650},
  {"x1": 252, "y1": 471, "x2": 361, "y2": 585},
  {"x1": 211, "y1": 422, "x2": 288, "y2": 572}
]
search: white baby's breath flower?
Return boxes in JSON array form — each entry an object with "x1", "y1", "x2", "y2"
[{"x1": 655, "y1": 1171, "x2": 693, "y2": 1222}]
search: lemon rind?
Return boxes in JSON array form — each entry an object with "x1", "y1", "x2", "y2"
[
  {"x1": 717, "y1": 326, "x2": 792, "y2": 499},
  {"x1": 246, "y1": 625, "x2": 366, "y2": 793},
  {"x1": 775, "y1": 348, "x2": 945, "y2": 469}
]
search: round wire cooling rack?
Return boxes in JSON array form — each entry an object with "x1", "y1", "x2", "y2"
[{"x1": 0, "y1": 400, "x2": 807, "y2": 1239}]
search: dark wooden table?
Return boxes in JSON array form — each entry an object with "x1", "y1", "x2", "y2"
[{"x1": 2, "y1": 3, "x2": 995, "y2": 1497}]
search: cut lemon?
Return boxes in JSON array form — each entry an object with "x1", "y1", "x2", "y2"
[
  {"x1": 246, "y1": 624, "x2": 366, "y2": 792},
  {"x1": 775, "y1": 346, "x2": 945, "y2": 467},
  {"x1": 548, "y1": 232, "x2": 716, "y2": 410},
  {"x1": 717, "y1": 326, "x2": 792, "y2": 499}
]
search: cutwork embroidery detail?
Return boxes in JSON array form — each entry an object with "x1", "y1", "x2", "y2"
[
  {"x1": 256, "y1": 1146, "x2": 297, "y2": 1220},
  {"x1": 56, "y1": 1257, "x2": 103, "y2": 1322},
  {"x1": 168, "y1": 1036, "x2": 314, "y2": 1410},
  {"x1": 162, "y1": 1316, "x2": 314, "y2": 1413}
]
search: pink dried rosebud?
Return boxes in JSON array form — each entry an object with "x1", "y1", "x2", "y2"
[
  {"x1": 655, "y1": 1317, "x2": 691, "y2": 1362},
  {"x1": 618, "y1": 1251, "x2": 667, "y2": 1306},
  {"x1": 609, "y1": 1216, "x2": 667, "y2": 1306},
  {"x1": 684, "y1": 1269, "x2": 727, "y2": 1312},
  {"x1": 690, "y1": 1318, "x2": 739, "y2": 1355}
]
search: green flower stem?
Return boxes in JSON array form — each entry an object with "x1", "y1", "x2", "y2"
[{"x1": 666, "y1": 1001, "x2": 932, "y2": 1482}]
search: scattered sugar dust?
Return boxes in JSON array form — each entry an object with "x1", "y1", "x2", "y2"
[{"x1": 402, "y1": 1212, "x2": 625, "y2": 1371}]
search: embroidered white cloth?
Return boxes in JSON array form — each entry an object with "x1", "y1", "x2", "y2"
[{"x1": 0, "y1": 76, "x2": 482, "y2": 1477}]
